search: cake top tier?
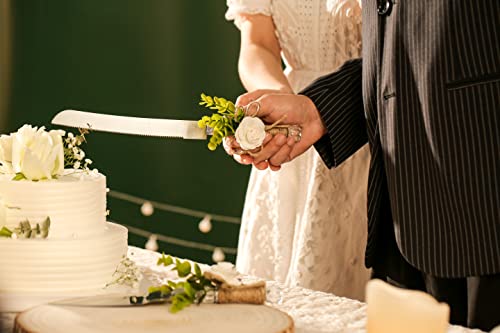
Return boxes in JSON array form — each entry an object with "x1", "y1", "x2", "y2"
[
  {"x1": 0, "y1": 124, "x2": 107, "y2": 239},
  {"x1": 0, "y1": 124, "x2": 94, "y2": 181}
]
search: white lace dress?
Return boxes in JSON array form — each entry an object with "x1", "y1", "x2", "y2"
[{"x1": 226, "y1": 0, "x2": 371, "y2": 301}]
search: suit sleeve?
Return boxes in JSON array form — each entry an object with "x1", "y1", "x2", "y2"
[{"x1": 299, "y1": 58, "x2": 367, "y2": 169}]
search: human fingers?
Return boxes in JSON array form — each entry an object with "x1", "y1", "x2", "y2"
[
  {"x1": 254, "y1": 160, "x2": 270, "y2": 170},
  {"x1": 235, "y1": 89, "x2": 281, "y2": 107},
  {"x1": 269, "y1": 164, "x2": 281, "y2": 171},
  {"x1": 233, "y1": 153, "x2": 254, "y2": 165},
  {"x1": 268, "y1": 137, "x2": 295, "y2": 167},
  {"x1": 253, "y1": 134, "x2": 288, "y2": 164},
  {"x1": 223, "y1": 136, "x2": 237, "y2": 156}
]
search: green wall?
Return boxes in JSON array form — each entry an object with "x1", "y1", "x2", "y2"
[{"x1": 2, "y1": 1, "x2": 249, "y2": 264}]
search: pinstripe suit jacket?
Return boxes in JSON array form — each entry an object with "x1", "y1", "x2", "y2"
[{"x1": 301, "y1": 0, "x2": 500, "y2": 278}]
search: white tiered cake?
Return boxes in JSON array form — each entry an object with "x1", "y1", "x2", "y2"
[{"x1": 0, "y1": 125, "x2": 128, "y2": 311}]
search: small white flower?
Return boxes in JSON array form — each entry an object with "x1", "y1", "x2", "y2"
[
  {"x1": 73, "y1": 161, "x2": 81, "y2": 169},
  {"x1": 68, "y1": 133, "x2": 74, "y2": 139},
  {"x1": 235, "y1": 117, "x2": 266, "y2": 150},
  {"x1": 85, "y1": 158, "x2": 92, "y2": 165},
  {"x1": 72, "y1": 147, "x2": 79, "y2": 155}
]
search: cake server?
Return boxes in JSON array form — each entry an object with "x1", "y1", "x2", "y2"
[
  {"x1": 50, "y1": 292, "x2": 179, "y2": 308},
  {"x1": 49, "y1": 288, "x2": 220, "y2": 308},
  {"x1": 51, "y1": 110, "x2": 209, "y2": 140}
]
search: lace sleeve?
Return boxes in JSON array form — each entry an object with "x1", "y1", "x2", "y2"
[{"x1": 225, "y1": 0, "x2": 272, "y2": 29}]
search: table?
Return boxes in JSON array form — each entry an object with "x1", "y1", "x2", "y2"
[{"x1": 0, "y1": 246, "x2": 486, "y2": 333}]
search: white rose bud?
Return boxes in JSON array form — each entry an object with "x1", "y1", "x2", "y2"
[
  {"x1": 234, "y1": 117, "x2": 266, "y2": 151},
  {"x1": 10, "y1": 125, "x2": 65, "y2": 180}
]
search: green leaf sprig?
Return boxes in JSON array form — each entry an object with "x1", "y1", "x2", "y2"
[
  {"x1": 148, "y1": 253, "x2": 217, "y2": 313},
  {"x1": 0, "y1": 217, "x2": 51, "y2": 239},
  {"x1": 197, "y1": 93, "x2": 245, "y2": 151}
]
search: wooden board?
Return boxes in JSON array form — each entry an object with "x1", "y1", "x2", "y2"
[{"x1": 14, "y1": 303, "x2": 294, "y2": 333}]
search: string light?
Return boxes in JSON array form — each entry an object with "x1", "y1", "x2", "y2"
[
  {"x1": 198, "y1": 215, "x2": 212, "y2": 233},
  {"x1": 107, "y1": 190, "x2": 239, "y2": 260},
  {"x1": 119, "y1": 223, "x2": 237, "y2": 255},
  {"x1": 140, "y1": 201, "x2": 154, "y2": 217},
  {"x1": 108, "y1": 190, "x2": 241, "y2": 224},
  {"x1": 212, "y1": 247, "x2": 225, "y2": 263},
  {"x1": 145, "y1": 234, "x2": 159, "y2": 251}
]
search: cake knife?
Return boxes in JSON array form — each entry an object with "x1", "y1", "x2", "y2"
[
  {"x1": 51, "y1": 110, "x2": 210, "y2": 140},
  {"x1": 50, "y1": 289, "x2": 187, "y2": 308},
  {"x1": 50, "y1": 289, "x2": 222, "y2": 308}
]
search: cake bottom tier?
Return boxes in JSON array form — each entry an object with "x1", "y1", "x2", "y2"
[{"x1": 0, "y1": 222, "x2": 128, "y2": 312}]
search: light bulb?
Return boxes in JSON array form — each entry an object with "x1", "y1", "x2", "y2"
[
  {"x1": 198, "y1": 215, "x2": 212, "y2": 233},
  {"x1": 145, "y1": 234, "x2": 159, "y2": 251},
  {"x1": 140, "y1": 201, "x2": 154, "y2": 216},
  {"x1": 212, "y1": 247, "x2": 225, "y2": 262}
]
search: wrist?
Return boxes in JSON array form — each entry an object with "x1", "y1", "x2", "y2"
[
  {"x1": 276, "y1": 86, "x2": 294, "y2": 94},
  {"x1": 302, "y1": 96, "x2": 327, "y2": 136}
]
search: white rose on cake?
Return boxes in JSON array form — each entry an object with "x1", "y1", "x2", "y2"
[
  {"x1": 1, "y1": 125, "x2": 66, "y2": 181},
  {"x1": 0, "y1": 135, "x2": 13, "y2": 174},
  {"x1": 234, "y1": 117, "x2": 266, "y2": 151}
]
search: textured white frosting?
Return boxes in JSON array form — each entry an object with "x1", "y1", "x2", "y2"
[
  {"x1": 0, "y1": 169, "x2": 128, "y2": 311},
  {"x1": 0, "y1": 222, "x2": 127, "y2": 293},
  {"x1": 0, "y1": 170, "x2": 107, "y2": 239}
]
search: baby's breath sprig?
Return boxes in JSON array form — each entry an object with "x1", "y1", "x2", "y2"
[
  {"x1": 105, "y1": 256, "x2": 143, "y2": 289},
  {"x1": 197, "y1": 93, "x2": 245, "y2": 151},
  {"x1": 63, "y1": 129, "x2": 93, "y2": 171}
]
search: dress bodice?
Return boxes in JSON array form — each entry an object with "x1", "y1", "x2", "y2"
[{"x1": 226, "y1": 0, "x2": 362, "y2": 83}]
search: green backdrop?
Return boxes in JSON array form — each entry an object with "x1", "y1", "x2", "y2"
[{"x1": 1, "y1": 1, "x2": 250, "y2": 264}]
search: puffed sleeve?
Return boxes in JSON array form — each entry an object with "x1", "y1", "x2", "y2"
[{"x1": 225, "y1": 0, "x2": 272, "y2": 29}]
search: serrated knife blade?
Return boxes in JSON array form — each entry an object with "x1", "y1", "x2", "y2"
[{"x1": 51, "y1": 110, "x2": 208, "y2": 140}]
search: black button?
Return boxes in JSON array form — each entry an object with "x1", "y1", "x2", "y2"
[{"x1": 377, "y1": 0, "x2": 393, "y2": 16}]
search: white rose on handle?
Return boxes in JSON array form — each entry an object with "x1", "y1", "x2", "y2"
[
  {"x1": 234, "y1": 117, "x2": 266, "y2": 151},
  {"x1": 9, "y1": 125, "x2": 65, "y2": 181}
]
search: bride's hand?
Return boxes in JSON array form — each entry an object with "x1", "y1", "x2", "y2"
[{"x1": 223, "y1": 134, "x2": 282, "y2": 171}]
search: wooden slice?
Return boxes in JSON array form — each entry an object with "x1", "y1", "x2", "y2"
[{"x1": 14, "y1": 303, "x2": 294, "y2": 333}]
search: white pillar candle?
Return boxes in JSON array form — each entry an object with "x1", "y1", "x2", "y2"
[{"x1": 366, "y1": 279, "x2": 450, "y2": 333}]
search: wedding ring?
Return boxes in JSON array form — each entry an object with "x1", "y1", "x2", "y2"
[{"x1": 296, "y1": 128, "x2": 302, "y2": 142}]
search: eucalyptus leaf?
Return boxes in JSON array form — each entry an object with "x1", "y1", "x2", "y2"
[
  {"x1": 0, "y1": 226, "x2": 13, "y2": 238},
  {"x1": 12, "y1": 173, "x2": 26, "y2": 181},
  {"x1": 157, "y1": 252, "x2": 174, "y2": 266},
  {"x1": 194, "y1": 263, "x2": 202, "y2": 278},
  {"x1": 183, "y1": 282, "x2": 196, "y2": 299},
  {"x1": 176, "y1": 261, "x2": 192, "y2": 278}
]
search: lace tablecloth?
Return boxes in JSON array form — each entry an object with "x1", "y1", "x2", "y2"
[{"x1": 0, "y1": 246, "x2": 485, "y2": 333}]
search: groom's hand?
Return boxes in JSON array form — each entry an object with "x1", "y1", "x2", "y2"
[{"x1": 238, "y1": 90, "x2": 326, "y2": 170}]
